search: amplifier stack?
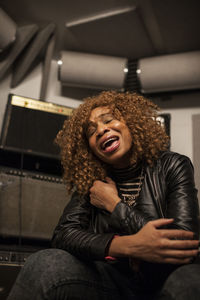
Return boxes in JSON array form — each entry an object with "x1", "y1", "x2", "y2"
[{"x1": 0, "y1": 95, "x2": 72, "y2": 299}]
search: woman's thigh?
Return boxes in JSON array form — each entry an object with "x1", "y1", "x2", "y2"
[{"x1": 7, "y1": 248, "x2": 134, "y2": 300}]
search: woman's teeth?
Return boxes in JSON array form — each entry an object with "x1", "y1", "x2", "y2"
[{"x1": 101, "y1": 137, "x2": 118, "y2": 150}]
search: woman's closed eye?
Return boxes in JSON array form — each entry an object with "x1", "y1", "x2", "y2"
[
  {"x1": 87, "y1": 125, "x2": 96, "y2": 137},
  {"x1": 101, "y1": 113, "x2": 115, "y2": 124},
  {"x1": 104, "y1": 118, "x2": 113, "y2": 124}
]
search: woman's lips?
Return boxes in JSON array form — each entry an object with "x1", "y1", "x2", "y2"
[
  {"x1": 102, "y1": 139, "x2": 120, "y2": 153},
  {"x1": 100, "y1": 136, "x2": 119, "y2": 149}
]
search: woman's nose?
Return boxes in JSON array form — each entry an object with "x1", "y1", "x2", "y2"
[{"x1": 96, "y1": 123, "x2": 109, "y2": 138}]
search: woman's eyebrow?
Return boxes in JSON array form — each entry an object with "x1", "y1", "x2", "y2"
[
  {"x1": 88, "y1": 113, "x2": 112, "y2": 125},
  {"x1": 99, "y1": 113, "x2": 113, "y2": 119},
  {"x1": 85, "y1": 114, "x2": 112, "y2": 133},
  {"x1": 86, "y1": 113, "x2": 113, "y2": 129}
]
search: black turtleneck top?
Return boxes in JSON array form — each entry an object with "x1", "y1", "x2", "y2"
[{"x1": 108, "y1": 163, "x2": 144, "y2": 207}]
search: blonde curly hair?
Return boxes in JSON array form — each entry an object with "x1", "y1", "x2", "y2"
[{"x1": 56, "y1": 91, "x2": 169, "y2": 196}]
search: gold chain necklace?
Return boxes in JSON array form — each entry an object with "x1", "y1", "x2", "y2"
[{"x1": 120, "y1": 167, "x2": 144, "y2": 207}]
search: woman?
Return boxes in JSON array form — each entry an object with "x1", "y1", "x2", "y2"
[{"x1": 8, "y1": 91, "x2": 199, "y2": 300}]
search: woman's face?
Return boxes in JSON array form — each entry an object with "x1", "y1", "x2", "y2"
[{"x1": 86, "y1": 106, "x2": 133, "y2": 168}]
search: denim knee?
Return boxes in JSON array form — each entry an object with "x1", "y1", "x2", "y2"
[
  {"x1": 158, "y1": 264, "x2": 200, "y2": 300},
  {"x1": 17, "y1": 248, "x2": 99, "y2": 290}
]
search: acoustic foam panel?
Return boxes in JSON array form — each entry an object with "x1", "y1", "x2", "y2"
[
  {"x1": 0, "y1": 24, "x2": 38, "y2": 80},
  {"x1": 58, "y1": 50, "x2": 128, "y2": 90},
  {"x1": 0, "y1": 8, "x2": 16, "y2": 53},
  {"x1": 11, "y1": 23, "x2": 56, "y2": 88},
  {"x1": 138, "y1": 51, "x2": 200, "y2": 93}
]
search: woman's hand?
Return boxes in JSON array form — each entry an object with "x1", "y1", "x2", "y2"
[
  {"x1": 109, "y1": 218, "x2": 199, "y2": 264},
  {"x1": 89, "y1": 177, "x2": 121, "y2": 212}
]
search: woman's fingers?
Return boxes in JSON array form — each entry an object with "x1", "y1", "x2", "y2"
[
  {"x1": 161, "y1": 248, "x2": 199, "y2": 259},
  {"x1": 129, "y1": 220, "x2": 199, "y2": 264},
  {"x1": 162, "y1": 257, "x2": 194, "y2": 265},
  {"x1": 164, "y1": 239, "x2": 199, "y2": 249},
  {"x1": 105, "y1": 177, "x2": 115, "y2": 184},
  {"x1": 150, "y1": 218, "x2": 174, "y2": 228},
  {"x1": 161, "y1": 229, "x2": 195, "y2": 240}
]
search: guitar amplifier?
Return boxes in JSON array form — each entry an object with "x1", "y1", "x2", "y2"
[
  {"x1": 0, "y1": 262, "x2": 22, "y2": 299},
  {"x1": 0, "y1": 166, "x2": 71, "y2": 241},
  {"x1": 0, "y1": 94, "x2": 73, "y2": 159},
  {"x1": 0, "y1": 248, "x2": 38, "y2": 300}
]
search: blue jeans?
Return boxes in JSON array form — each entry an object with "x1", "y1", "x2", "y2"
[
  {"x1": 7, "y1": 248, "x2": 200, "y2": 300},
  {"x1": 7, "y1": 249, "x2": 154, "y2": 300}
]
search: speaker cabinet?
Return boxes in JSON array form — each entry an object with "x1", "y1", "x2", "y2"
[
  {"x1": 0, "y1": 168, "x2": 70, "y2": 241},
  {"x1": 0, "y1": 249, "x2": 36, "y2": 300},
  {"x1": 0, "y1": 94, "x2": 73, "y2": 159},
  {"x1": 0, "y1": 264, "x2": 21, "y2": 299}
]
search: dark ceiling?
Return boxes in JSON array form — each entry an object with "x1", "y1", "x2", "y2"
[{"x1": 1, "y1": 0, "x2": 200, "y2": 60}]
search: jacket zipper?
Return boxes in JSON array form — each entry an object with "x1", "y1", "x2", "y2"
[{"x1": 153, "y1": 172, "x2": 165, "y2": 218}]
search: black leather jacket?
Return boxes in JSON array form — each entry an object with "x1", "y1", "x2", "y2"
[{"x1": 52, "y1": 151, "x2": 199, "y2": 262}]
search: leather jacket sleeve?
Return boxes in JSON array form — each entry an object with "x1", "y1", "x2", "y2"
[
  {"x1": 51, "y1": 191, "x2": 115, "y2": 260},
  {"x1": 163, "y1": 153, "x2": 199, "y2": 237},
  {"x1": 109, "y1": 202, "x2": 152, "y2": 234}
]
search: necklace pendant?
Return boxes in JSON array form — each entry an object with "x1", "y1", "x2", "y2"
[
  {"x1": 123, "y1": 195, "x2": 136, "y2": 207},
  {"x1": 118, "y1": 166, "x2": 144, "y2": 207}
]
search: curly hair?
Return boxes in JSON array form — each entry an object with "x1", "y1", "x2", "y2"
[{"x1": 56, "y1": 91, "x2": 169, "y2": 196}]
